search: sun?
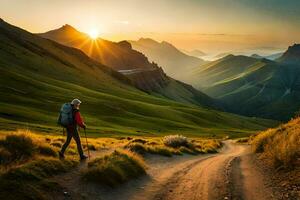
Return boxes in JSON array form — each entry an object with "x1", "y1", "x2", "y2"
[{"x1": 88, "y1": 28, "x2": 99, "y2": 39}]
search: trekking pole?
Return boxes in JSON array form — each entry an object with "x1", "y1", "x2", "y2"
[{"x1": 84, "y1": 128, "x2": 91, "y2": 159}]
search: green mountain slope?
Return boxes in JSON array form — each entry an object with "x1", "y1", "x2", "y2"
[
  {"x1": 188, "y1": 46, "x2": 300, "y2": 121},
  {"x1": 39, "y1": 25, "x2": 217, "y2": 108},
  {"x1": 129, "y1": 38, "x2": 206, "y2": 80},
  {"x1": 0, "y1": 19, "x2": 276, "y2": 137},
  {"x1": 187, "y1": 55, "x2": 259, "y2": 88}
]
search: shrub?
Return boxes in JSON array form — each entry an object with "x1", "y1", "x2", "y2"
[
  {"x1": 125, "y1": 143, "x2": 147, "y2": 154},
  {"x1": 50, "y1": 142, "x2": 62, "y2": 148},
  {"x1": 83, "y1": 144, "x2": 97, "y2": 151},
  {"x1": 252, "y1": 128, "x2": 277, "y2": 153},
  {"x1": 125, "y1": 142, "x2": 179, "y2": 157},
  {"x1": 131, "y1": 138, "x2": 147, "y2": 144},
  {"x1": 203, "y1": 147, "x2": 218, "y2": 153},
  {"x1": 54, "y1": 138, "x2": 65, "y2": 143},
  {"x1": 179, "y1": 146, "x2": 197, "y2": 155},
  {"x1": 38, "y1": 144, "x2": 57, "y2": 157},
  {"x1": 194, "y1": 139, "x2": 222, "y2": 154},
  {"x1": 236, "y1": 137, "x2": 249, "y2": 143},
  {"x1": 147, "y1": 146, "x2": 174, "y2": 157},
  {"x1": 82, "y1": 150, "x2": 146, "y2": 186},
  {"x1": 163, "y1": 135, "x2": 189, "y2": 148},
  {"x1": 0, "y1": 147, "x2": 12, "y2": 164},
  {"x1": 0, "y1": 134, "x2": 36, "y2": 159},
  {"x1": 147, "y1": 141, "x2": 158, "y2": 145}
]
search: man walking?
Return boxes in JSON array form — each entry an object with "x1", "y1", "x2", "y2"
[{"x1": 59, "y1": 99, "x2": 88, "y2": 160}]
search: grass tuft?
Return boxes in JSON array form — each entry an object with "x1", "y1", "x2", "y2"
[
  {"x1": 125, "y1": 142, "x2": 148, "y2": 154},
  {"x1": 82, "y1": 150, "x2": 146, "y2": 186},
  {"x1": 2, "y1": 158, "x2": 78, "y2": 181},
  {"x1": 50, "y1": 142, "x2": 62, "y2": 148},
  {"x1": 0, "y1": 158, "x2": 78, "y2": 200},
  {"x1": 0, "y1": 134, "x2": 36, "y2": 160},
  {"x1": 163, "y1": 135, "x2": 190, "y2": 148},
  {"x1": 252, "y1": 118, "x2": 300, "y2": 169},
  {"x1": 147, "y1": 146, "x2": 175, "y2": 157},
  {"x1": 236, "y1": 137, "x2": 249, "y2": 144},
  {"x1": 37, "y1": 144, "x2": 57, "y2": 157}
]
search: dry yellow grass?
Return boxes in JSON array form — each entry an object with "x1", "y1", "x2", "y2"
[
  {"x1": 252, "y1": 117, "x2": 300, "y2": 168},
  {"x1": 82, "y1": 149, "x2": 146, "y2": 186}
]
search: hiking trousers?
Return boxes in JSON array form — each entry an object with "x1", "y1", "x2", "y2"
[{"x1": 60, "y1": 127, "x2": 84, "y2": 157}]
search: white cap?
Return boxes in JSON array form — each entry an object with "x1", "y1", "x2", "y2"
[{"x1": 71, "y1": 99, "x2": 82, "y2": 105}]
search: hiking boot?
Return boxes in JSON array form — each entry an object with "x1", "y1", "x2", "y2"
[
  {"x1": 80, "y1": 155, "x2": 88, "y2": 161},
  {"x1": 59, "y1": 151, "x2": 65, "y2": 159}
]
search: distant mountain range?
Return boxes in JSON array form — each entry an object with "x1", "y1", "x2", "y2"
[
  {"x1": 187, "y1": 45, "x2": 300, "y2": 121},
  {"x1": 39, "y1": 25, "x2": 215, "y2": 107},
  {"x1": 129, "y1": 38, "x2": 206, "y2": 80},
  {"x1": 251, "y1": 52, "x2": 283, "y2": 60},
  {"x1": 0, "y1": 18, "x2": 275, "y2": 135},
  {"x1": 182, "y1": 49, "x2": 206, "y2": 58}
]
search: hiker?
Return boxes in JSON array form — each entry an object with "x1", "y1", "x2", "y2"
[{"x1": 58, "y1": 99, "x2": 88, "y2": 160}]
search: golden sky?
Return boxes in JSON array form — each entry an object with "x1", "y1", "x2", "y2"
[{"x1": 1, "y1": 0, "x2": 300, "y2": 53}]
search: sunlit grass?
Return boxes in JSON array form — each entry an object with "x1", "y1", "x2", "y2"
[
  {"x1": 82, "y1": 149, "x2": 146, "y2": 186},
  {"x1": 252, "y1": 117, "x2": 300, "y2": 169},
  {"x1": 0, "y1": 128, "x2": 223, "y2": 199},
  {"x1": 124, "y1": 135, "x2": 222, "y2": 156}
]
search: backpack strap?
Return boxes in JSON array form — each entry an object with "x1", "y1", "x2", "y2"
[{"x1": 72, "y1": 108, "x2": 79, "y2": 125}]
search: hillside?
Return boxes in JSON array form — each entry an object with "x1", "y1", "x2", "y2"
[
  {"x1": 39, "y1": 25, "x2": 216, "y2": 108},
  {"x1": 129, "y1": 38, "x2": 205, "y2": 80},
  {"x1": 252, "y1": 117, "x2": 300, "y2": 199},
  {"x1": 187, "y1": 46, "x2": 300, "y2": 121},
  {"x1": 186, "y1": 55, "x2": 259, "y2": 88},
  {"x1": 0, "y1": 19, "x2": 276, "y2": 137}
]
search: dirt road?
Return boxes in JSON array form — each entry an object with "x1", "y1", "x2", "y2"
[
  {"x1": 55, "y1": 141, "x2": 276, "y2": 200},
  {"x1": 150, "y1": 141, "x2": 275, "y2": 200}
]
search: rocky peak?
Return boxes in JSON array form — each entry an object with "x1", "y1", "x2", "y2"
[
  {"x1": 118, "y1": 40, "x2": 132, "y2": 49},
  {"x1": 279, "y1": 44, "x2": 300, "y2": 63}
]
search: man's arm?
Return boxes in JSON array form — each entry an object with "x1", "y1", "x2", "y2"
[{"x1": 74, "y1": 112, "x2": 86, "y2": 128}]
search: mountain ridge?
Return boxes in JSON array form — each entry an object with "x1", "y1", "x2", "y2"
[
  {"x1": 129, "y1": 38, "x2": 206, "y2": 80},
  {"x1": 187, "y1": 46, "x2": 300, "y2": 121},
  {"x1": 39, "y1": 25, "x2": 216, "y2": 108},
  {"x1": 0, "y1": 19, "x2": 276, "y2": 136}
]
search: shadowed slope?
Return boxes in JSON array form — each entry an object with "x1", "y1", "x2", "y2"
[
  {"x1": 39, "y1": 25, "x2": 217, "y2": 108},
  {"x1": 187, "y1": 46, "x2": 300, "y2": 121},
  {"x1": 129, "y1": 38, "x2": 206, "y2": 80}
]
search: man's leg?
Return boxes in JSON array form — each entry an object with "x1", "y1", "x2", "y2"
[
  {"x1": 60, "y1": 128, "x2": 72, "y2": 155},
  {"x1": 73, "y1": 128, "x2": 84, "y2": 158}
]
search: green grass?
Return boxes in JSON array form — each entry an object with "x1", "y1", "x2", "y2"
[
  {"x1": 82, "y1": 150, "x2": 146, "y2": 186},
  {"x1": 0, "y1": 19, "x2": 277, "y2": 138},
  {"x1": 188, "y1": 54, "x2": 300, "y2": 121}
]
